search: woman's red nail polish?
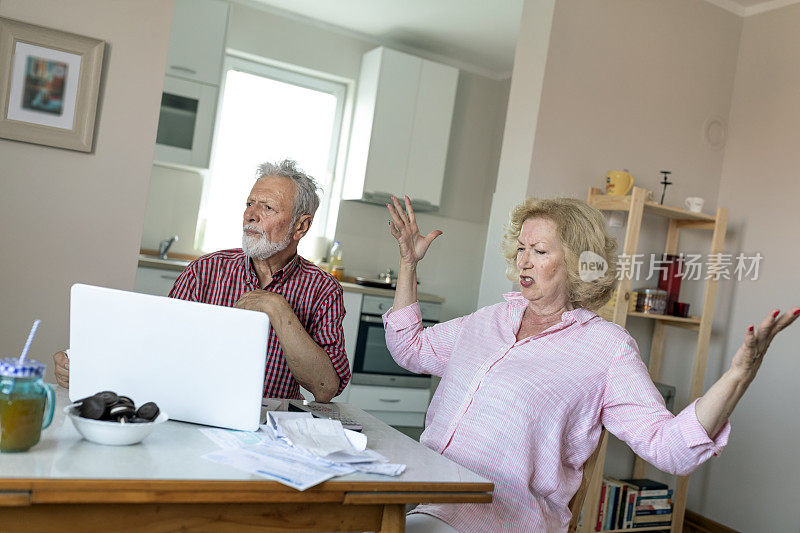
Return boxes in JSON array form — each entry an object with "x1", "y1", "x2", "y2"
[
  {"x1": 773, "y1": 310, "x2": 780, "y2": 318},
  {"x1": 794, "y1": 309, "x2": 800, "y2": 316},
  {"x1": 749, "y1": 325, "x2": 754, "y2": 332}
]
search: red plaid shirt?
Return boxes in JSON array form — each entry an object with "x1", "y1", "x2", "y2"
[{"x1": 168, "y1": 249, "x2": 350, "y2": 399}]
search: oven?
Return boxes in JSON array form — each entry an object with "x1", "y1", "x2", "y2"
[{"x1": 351, "y1": 295, "x2": 440, "y2": 388}]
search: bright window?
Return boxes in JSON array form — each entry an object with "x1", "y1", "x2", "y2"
[{"x1": 198, "y1": 56, "x2": 346, "y2": 258}]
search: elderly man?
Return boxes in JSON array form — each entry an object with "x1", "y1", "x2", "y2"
[{"x1": 54, "y1": 159, "x2": 350, "y2": 402}]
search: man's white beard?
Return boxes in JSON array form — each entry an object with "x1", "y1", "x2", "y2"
[{"x1": 242, "y1": 224, "x2": 292, "y2": 259}]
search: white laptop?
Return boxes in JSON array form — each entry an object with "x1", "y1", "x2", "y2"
[{"x1": 68, "y1": 283, "x2": 270, "y2": 431}]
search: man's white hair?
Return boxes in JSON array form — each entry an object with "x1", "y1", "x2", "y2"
[{"x1": 256, "y1": 159, "x2": 321, "y2": 224}]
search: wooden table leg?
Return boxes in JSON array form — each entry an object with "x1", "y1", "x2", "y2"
[{"x1": 379, "y1": 504, "x2": 405, "y2": 533}]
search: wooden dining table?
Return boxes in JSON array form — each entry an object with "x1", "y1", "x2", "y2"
[{"x1": 0, "y1": 388, "x2": 492, "y2": 532}]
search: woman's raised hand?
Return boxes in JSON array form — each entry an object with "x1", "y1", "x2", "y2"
[
  {"x1": 730, "y1": 306, "x2": 800, "y2": 381},
  {"x1": 387, "y1": 195, "x2": 442, "y2": 265}
]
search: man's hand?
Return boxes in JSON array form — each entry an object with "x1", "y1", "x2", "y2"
[
  {"x1": 236, "y1": 289, "x2": 340, "y2": 402},
  {"x1": 235, "y1": 289, "x2": 287, "y2": 317},
  {"x1": 53, "y1": 350, "x2": 69, "y2": 388}
]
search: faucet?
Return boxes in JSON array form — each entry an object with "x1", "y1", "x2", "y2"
[{"x1": 158, "y1": 235, "x2": 179, "y2": 260}]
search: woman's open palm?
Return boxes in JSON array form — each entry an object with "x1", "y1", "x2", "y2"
[
  {"x1": 731, "y1": 306, "x2": 800, "y2": 380},
  {"x1": 387, "y1": 195, "x2": 442, "y2": 265}
]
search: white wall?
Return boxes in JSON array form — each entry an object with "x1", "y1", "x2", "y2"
[
  {"x1": 476, "y1": 0, "x2": 556, "y2": 309},
  {"x1": 221, "y1": 3, "x2": 511, "y2": 320},
  {"x1": 0, "y1": 1, "x2": 174, "y2": 381},
  {"x1": 687, "y1": 5, "x2": 800, "y2": 530}
]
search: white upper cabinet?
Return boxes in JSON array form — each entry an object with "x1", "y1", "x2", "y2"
[
  {"x1": 155, "y1": 0, "x2": 228, "y2": 168},
  {"x1": 165, "y1": 0, "x2": 229, "y2": 86},
  {"x1": 343, "y1": 47, "x2": 458, "y2": 211}
]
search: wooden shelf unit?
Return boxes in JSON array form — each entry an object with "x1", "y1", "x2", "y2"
[{"x1": 579, "y1": 187, "x2": 728, "y2": 533}]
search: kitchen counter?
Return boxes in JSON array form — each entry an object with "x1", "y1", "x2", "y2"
[
  {"x1": 339, "y1": 281, "x2": 444, "y2": 303},
  {"x1": 137, "y1": 250, "x2": 445, "y2": 304},
  {"x1": 137, "y1": 254, "x2": 190, "y2": 271}
]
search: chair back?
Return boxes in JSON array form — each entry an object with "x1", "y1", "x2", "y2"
[{"x1": 567, "y1": 429, "x2": 609, "y2": 533}]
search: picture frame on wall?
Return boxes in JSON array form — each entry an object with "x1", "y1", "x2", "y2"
[{"x1": 0, "y1": 17, "x2": 105, "y2": 152}]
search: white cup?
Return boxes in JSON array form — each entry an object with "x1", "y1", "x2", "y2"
[{"x1": 684, "y1": 197, "x2": 705, "y2": 213}]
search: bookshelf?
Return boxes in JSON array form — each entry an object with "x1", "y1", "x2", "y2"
[{"x1": 578, "y1": 187, "x2": 728, "y2": 533}]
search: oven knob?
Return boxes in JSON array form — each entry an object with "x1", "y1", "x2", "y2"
[{"x1": 379, "y1": 303, "x2": 387, "y2": 311}]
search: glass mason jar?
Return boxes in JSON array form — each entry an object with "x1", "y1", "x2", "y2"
[{"x1": 0, "y1": 358, "x2": 55, "y2": 452}]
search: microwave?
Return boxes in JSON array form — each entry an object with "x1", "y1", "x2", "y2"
[
  {"x1": 153, "y1": 75, "x2": 218, "y2": 168},
  {"x1": 351, "y1": 295, "x2": 440, "y2": 388}
]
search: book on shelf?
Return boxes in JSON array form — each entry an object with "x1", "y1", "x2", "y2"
[
  {"x1": 595, "y1": 477, "x2": 674, "y2": 531},
  {"x1": 634, "y1": 513, "x2": 673, "y2": 523},
  {"x1": 595, "y1": 483, "x2": 607, "y2": 532},
  {"x1": 620, "y1": 480, "x2": 639, "y2": 529},
  {"x1": 621, "y1": 478, "x2": 671, "y2": 498},
  {"x1": 606, "y1": 480, "x2": 618, "y2": 530},
  {"x1": 636, "y1": 501, "x2": 672, "y2": 515}
]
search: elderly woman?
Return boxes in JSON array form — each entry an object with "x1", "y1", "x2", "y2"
[{"x1": 383, "y1": 195, "x2": 798, "y2": 533}]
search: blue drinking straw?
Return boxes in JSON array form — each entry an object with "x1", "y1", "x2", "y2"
[{"x1": 18, "y1": 319, "x2": 41, "y2": 365}]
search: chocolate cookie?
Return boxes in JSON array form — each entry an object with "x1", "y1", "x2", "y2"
[
  {"x1": 136, "y1": 402, "x2": 160, "y2": 421},
  {"x1": 79, "y1": 395, "x2": 106, "y2": 420},
  {"x1": 96, "y1": 390, "x2": 119, "y2": 406}
]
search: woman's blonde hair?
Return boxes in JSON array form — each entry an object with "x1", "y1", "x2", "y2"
[{"x1": 502, "y1": 197, "x2": 618, "y2": 311}]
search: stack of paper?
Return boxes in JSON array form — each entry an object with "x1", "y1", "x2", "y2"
[{"x1": 200, "y1": 411, "x2": 406, "y2": 490}]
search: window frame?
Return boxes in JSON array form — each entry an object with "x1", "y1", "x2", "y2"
[{"x1": 198, "y1": 53, "x2": 349, "y2": 254}]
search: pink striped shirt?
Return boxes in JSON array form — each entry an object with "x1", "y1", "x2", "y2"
[{"x1": 383, "y1": 292, "x2": 730, "y2": 532}]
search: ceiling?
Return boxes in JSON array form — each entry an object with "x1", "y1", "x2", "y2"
[
  {"x1": 704, "y1": 0, "x2": 800, "y2": 15},
  {"x1": 236, "y1": 0, "x2": 524, "y2": 79},
  {"x1": 238, "y1": 0, "x2": 800, "y2": 79}
]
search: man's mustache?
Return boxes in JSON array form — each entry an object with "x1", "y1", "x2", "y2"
[{"x1": 243, "y1": 225, "x2": 266, "y2": 238}]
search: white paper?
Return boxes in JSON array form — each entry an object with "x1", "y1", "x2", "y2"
[
  {"x1": 278, "y1": 417, "x2": 365, "y2": 457},
  {"x1": 201, "y1": 410, "x2": 406, "y2": 490},
  {"x1": 203, "y1": 446, "x2": 348, "y2": 491},
  {"x1": 199, "y1": 427, "x2": 267, "y2": 449},
  {"x1": 266, "y1": 411, "x2": 312, "y2": 432},
  {"x1": 352, "y1": 463, "x2": 407, "y2": 476},
  {"x1": 325, "y1": 448, "x2": 388, "y2": 464}
]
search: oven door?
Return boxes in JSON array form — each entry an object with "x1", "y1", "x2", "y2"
[{"x1": 352, "y1": 314, "x2": 435, "y2": 388}]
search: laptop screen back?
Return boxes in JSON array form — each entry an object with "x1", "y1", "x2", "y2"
[{"x1": 68, "y1": 283, "x2": 269, "y2": 431}]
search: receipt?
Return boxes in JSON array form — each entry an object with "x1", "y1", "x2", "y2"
[{"x1": 278, "y1": 417, "x2": 366, "y2": 457}]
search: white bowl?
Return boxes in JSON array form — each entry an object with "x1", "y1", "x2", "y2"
[{"x1": 64, "y1": 405, "x2": 169, "y2": 446}]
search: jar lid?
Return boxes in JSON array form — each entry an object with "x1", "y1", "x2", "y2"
[
  {"x1": 0, "y1": 358, "x2": 46, "y2": 378},
  {"x1": 643, "y1": 288, "x2": 667, "y2": 295}
]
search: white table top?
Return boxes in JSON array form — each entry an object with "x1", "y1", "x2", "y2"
[{"x1": 0, "y1": 387, "x2": 488, "y2": 489}]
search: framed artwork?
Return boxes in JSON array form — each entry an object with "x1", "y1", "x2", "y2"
[{"x1": 0, "y1": 17, "x2": 105, "y2": 152}]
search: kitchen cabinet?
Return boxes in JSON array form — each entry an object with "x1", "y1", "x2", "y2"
[
  {"x1": 154, "y1": 0, "x2": 228, "y2": 168},
  {"x1": 343, "y1": 47, "x2": 458, "y2": 211},
  {"x1": 300, "y1": 290, "x2": 362, "y2": 402},
  {"x1": 341, "y1": 291, "x2": 362, "y2": 374},
  {"x1": 346, "y1": 384, "x2": 429, "y2": 427},
  {"x1": 133, "y1": 266, "x2": 181, "y2": 297},
  {"x1": 164, "y1": 0, "x2": 229, "y2": 86}
]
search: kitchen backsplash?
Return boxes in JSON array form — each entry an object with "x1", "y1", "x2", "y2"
[{"x1": 140, "y1": 164, "x2": 205, "y2": 256}]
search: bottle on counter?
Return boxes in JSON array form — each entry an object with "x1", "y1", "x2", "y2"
[{"x1": 329, "y1": 241, "x2": 344, "y2": 281}]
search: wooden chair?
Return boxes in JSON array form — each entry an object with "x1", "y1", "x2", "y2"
[{"x1": 567, "y1": 429, "x2": 609, "y2": 533}]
